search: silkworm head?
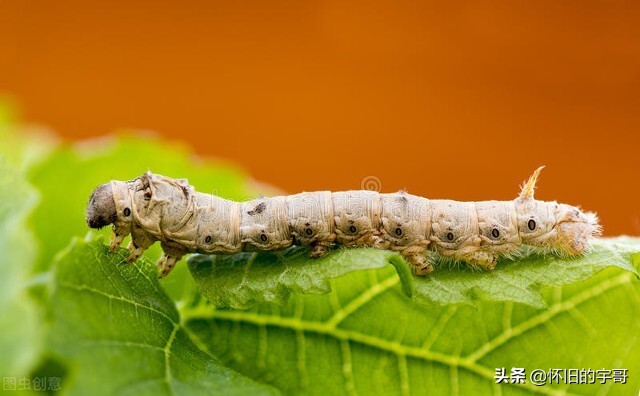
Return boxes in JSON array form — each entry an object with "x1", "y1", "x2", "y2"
[{"x1": 86, "y1": 183, "x2": 117, "y2": 229}]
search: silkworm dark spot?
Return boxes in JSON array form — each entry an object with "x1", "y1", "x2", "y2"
[
  {"x1": 395, "y1": 227, "x2": 403, "y2": 236},
  {"x1": 446, "y1": 232, "x2": 454, "y2": 241},
  {"x1": 491, "y1": 228, "x2": 500, "y2": 239},
  {"x1": 349, "y1": 225, "x2": 357, "y2": 234},
  {"x1": 528, "y1": 219, "x2": 536, "y2": 231},
  {"x1": 305, "y1": 227, "x2": 313, "y2": 236},
  {"x1": 248, "y1": 202, "x2": 266, "y2": 216},
  {"x1": 123, "y1": 207, "x2": 131, "y2": 217},
  {"x1": 260, "y1": 234, "x2": 268, "y2": 242},
  {"x1": 205, "y1": 235, "x2": 212, "y2": 243}
]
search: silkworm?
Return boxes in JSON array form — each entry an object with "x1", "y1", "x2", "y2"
[{"x1": 85, "y1": 167, "x2": 601, "y2": 277}]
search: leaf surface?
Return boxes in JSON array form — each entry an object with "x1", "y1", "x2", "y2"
[
  {"x1": 188, "y1": 239, "x2": 639, "y2": 309},
  {"x1": 48, "y1": 237, "x2": 278, "y2": 396},
  {"x1": 0, "y1": 160, "x2": 42, "y2": 379},
  {"x1": 184, "y1": 251, "x2": 640, "y2": 395}
]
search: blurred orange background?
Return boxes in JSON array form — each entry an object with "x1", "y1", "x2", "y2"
[{"x1": 0, "y1": 0, "x2": 638, "y2": 235}]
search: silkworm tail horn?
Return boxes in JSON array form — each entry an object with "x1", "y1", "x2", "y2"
[{"x1": 519, "y1": 166, "x2": 545, "y2": 199}]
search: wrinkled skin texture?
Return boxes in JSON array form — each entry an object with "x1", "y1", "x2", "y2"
[{"x1": 86, "y1": 168, "x2": 600, "y2": 277}]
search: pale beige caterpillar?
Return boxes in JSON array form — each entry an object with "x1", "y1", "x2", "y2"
[{"x1": 86, "y1": 167, "x2": 601, "y2": 277}]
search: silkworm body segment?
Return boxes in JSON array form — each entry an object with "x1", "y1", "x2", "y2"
[{"x1": 86, "y1": 167, "x2": 600, "y2": 277}]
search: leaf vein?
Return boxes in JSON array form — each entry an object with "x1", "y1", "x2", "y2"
[
  {"x1": 59, "y1": 281, "x2": 178, "y2": 325},
  {"x1": 187, "y1": 309, "x2": 562, "y2": 395},
  {"x1": 421, "y1": 305, "x2": 458, "y2": 349},
  {"x1": 296, "y1": 329, "x2": 308, "y2": 391},
  {"x1": 464, "y1": 271, "x2": 632, "y2": 363},
  {"x1": 325, "y1": 275, "x2": 399, "y2": 328},
  {"x1": 340, "y1": 339, "x2": 357, "y2": 396},
  {"x1": 397, "y1": 354, "x2": 410, "y2": 396},
  {"x1": 164, "y1": 323, "x2": 179, "y2": 395}
]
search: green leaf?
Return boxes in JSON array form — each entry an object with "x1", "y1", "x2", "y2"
[
  {"x1": 0, "y1": 160, "x2": 42, "y2": 378},
  {"x1": 188, "y1": 248, "x2": 413, "y2": 310},
  {"x1": 183, "y1": 253, "x2": 640, "y2": 395},
  {"x1": 188, "y1": 239, "x2": 638, "y2": 309},
  {"x1": 48, "y1": 236, "x2": 278, "y2": 396}
]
